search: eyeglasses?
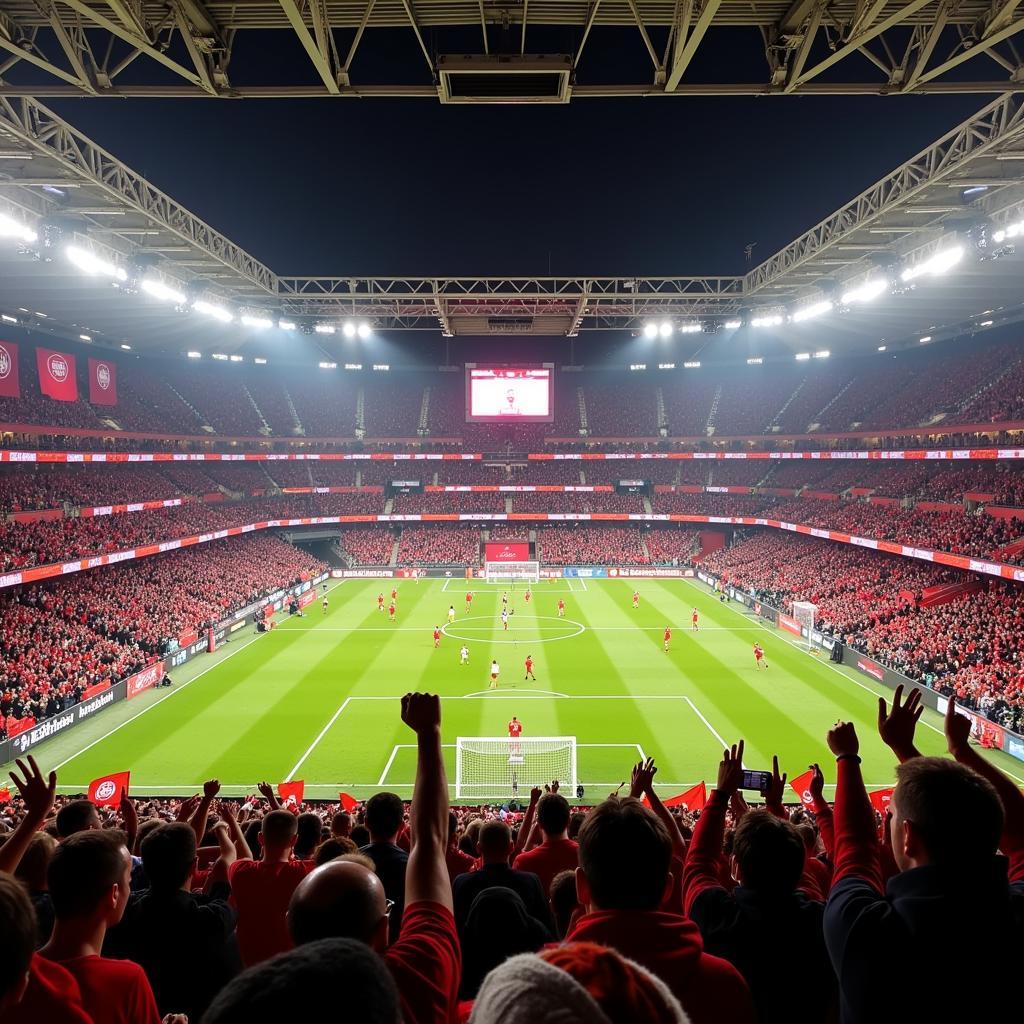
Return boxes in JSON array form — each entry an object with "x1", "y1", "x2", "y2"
[{"x1": 384, "y1": 899, "x2": 395, "y2": 919}]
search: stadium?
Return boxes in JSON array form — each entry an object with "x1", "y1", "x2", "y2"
[{"x1": 0, "y1": 6, "x2": 1023, "y2": 1023}]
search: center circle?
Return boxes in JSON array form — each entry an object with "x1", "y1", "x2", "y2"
[{"x1": 441, "y1": 614, "x2": 586, "y2": 645}]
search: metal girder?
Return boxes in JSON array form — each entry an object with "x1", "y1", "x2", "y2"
[
  {"x1": 746, "y1": 92, "x2": 1024, "y2": 294},
  {"x1": 278, "y1": 0, "x2": 340, "y2": 94},
  {"x1": 666, "y1": 0, "x2": 722, "y2": 91},
  {"x1": 912, "y1": 14, "x2": 1024, "y2": 87}
]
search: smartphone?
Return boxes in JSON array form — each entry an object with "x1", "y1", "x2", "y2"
[{"x1": 740, "y1": 770, "x2": 772, "y2": 794}]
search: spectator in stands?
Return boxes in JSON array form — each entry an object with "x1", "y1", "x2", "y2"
[
  {"x1": 453, "y1": 821, "x2": 554, "y2": 936},
  {"x1": 446, "y1": 810, "x2": 476, "y2": 883},
  {"x1": 565, "y1": 796, "x2": 756, "y2": 1024},
  {"x1": 548, "y1": 869, "x2": 581, "y2": 939},
  {"x1": 330, "y1": 811, "x2": 353, "y2": 840},
  {"x1": 359, "y1": 792, "x2": 409, "y2": 942},
  {"x1": 513, "y1": 790, "x2": 579, "y2": 894},
  {"x1": 682, "y1": 741, "x2": 835, "y2": 1022}
]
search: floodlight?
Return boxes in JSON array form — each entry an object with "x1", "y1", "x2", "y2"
[
  {"x1": 194, "y1": 300, "x2": 233, "y2": 323},
  {"x1": 65, "y1": 245, "x2": 127, "y2": 281},
  {"x1": 357, "y1": 322, "x2": 372, "y2": 339},
  {"x1": 141, "y1": 278, "x2": 187, "y2": 304}
]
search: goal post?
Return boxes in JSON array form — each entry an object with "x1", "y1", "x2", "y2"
[
  {"x1": 792, "y1": 600, "x2": 817, "y2": 652},
  {"x1": 456, "y1": 736, "x2": 577, "y2": 800},
  {"x1": 484, "y1": 560, "x2": 540, "y2": 584}
]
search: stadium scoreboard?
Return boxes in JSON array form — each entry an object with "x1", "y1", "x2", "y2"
[{"x1": 465, "y1": 364, "x2": 554, "y2": 423}]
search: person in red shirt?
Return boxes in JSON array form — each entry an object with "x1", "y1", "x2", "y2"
[
  {"x1": 389, "y1": 602, "x2": 396, "y2": 621},
  {"x1": 753, "y1": 643, "x2": 766, "y2": 670},
  {"x1": 465, "y1": 591, "x2": 473, "y2": 608},
  {"x1": 444, "y1": 811, "x2": 475, "y2": 883},
  {"x1": 432, "y1": 626, "x2": 441, "y2": 649},
  {"x1": 524, "y1": 655, "x2": 536, "y2": 682},
  {"x1": 508, "y1": 716, "x2": 523, "y2": 740},
  {"x1": 513, "y1": 791, "x2": 579, "y2": 896},
  {"x1": 391, "y1": 587, "x2": 398, "y2": 602},
  {"x1": 378, "y1": 592, "x2": 385, "y2": 612},
  {"x1": 692, "y1": 608, "x2": 699, "y2": 632},
  {"x1": 229, "y1": 809, "x2": 313, "y2": 967},
  {"x1": 283, "y1": 693, "x2": 461, "y2": 1024},
  {"x1": 664, "y1": 626, "x2": 672, "y2": 652},
  {"x1": 633, "y1": 590, "x2": 640, "y2": 609},
  {"x1": 557, "y1": 598, "x2": 565, "y2": 618},
  {"x1": 40, "y1": 831, "x2": 166, "y2": 1024},
  {"x1": 524, "y1": 588, "x2": 532, "y2": 603}
]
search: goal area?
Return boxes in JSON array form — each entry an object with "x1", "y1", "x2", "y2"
[
  {"x1": 484, "y1": 560, "x2": 540, "y2": 584},
  {"x1": 456, "y1": 736, "x2": 577, "y2": 800},
  {"x1": 793, "y1": 600, "x2": 817, "y2": 651}
]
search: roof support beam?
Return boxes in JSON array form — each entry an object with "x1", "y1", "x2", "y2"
[
  {"x1": 665, "y1": 0, "x2": 722, "y2": 92},
  {"x1": 342, "y1": 0, "x2": 376, "y2": 79},
  {"x1": 277, "y1": 0, "x2": 340, "y2": 95},
  {"x1": 784, "y1": 0, "x2": 825, "y2": 90},
  {"x1": 102, "y1": 0, "x2": 147, "y2": 37},
  {"x1": 913, "y1": 15, "x2": 1024, "y2": 87},
  {"x1": 625, "y1": 0, "x2": 665, "y2": 80},
  {"x1": 902, "y1": 1, "x2": 952, "y2": 91},
  {"x1": 574, "y1": 0, "x2": 603, "y2": 70},
  {"x1": 399, "y1": 0, "x2": 436, "y2": 81}
]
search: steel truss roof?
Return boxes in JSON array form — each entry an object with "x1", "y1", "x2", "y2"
[
  {"x1": 1, "y1": 90, "x2": 1024, "y2": 343},
  {"x1": 1, "y1": 2, "x2": 1024, "y2": 99}
]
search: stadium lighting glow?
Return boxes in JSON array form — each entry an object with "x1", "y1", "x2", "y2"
[
  {"x1": 65, "y1": 245, "x2": 127, "y2": 281},
  {"x1": 357, "y1": 322, "x2": 372, "y2": 340},
  {"x1": 344, "y1": 363, "x2": 362, "y2": 370},
  {"x1": 342, "y1": 322, "x2": 357, "y2": 338},
  {"x1": 747, "y1": 357, "x2": 763, "y2": 365},
  {"x1": 629, "y1": 363, "x2": 647, "y2": 371},
  {"x1": 211, "y1": 353, "x2": 228, "y2": 360},
  {"x1": 79, "y1": 334, "x2": 91, "y2": 341},
  {"x1": 841, "y1": 278, "x2": 888, "y2": 305},
  {"x1": 683, "y1": 361, "x2": 701, "y2": 369},
  {"x1": 992, "y1": 219, "x2": 1024, "y2": 243},
  {"x1": 791, "y1": 300, "x2": 832, "y2": 323},
  {"x1": 813, "y1": 350, "x2": 830, "y2": 359},
  {"x1": 1, "y1": 314, "x2": 16, "y2": 324},
  {"x1": 240, "y1": 314, "x2": 273, "y2": 330},
  {"x1": 229, "y1": 354, "x2": 244, "y2": 362},
  {"x1": 877, "y1": 345, "x2": 887, "y2": 351},
  {"x1": 254, "y1": 357, "x2": 268, "y2": 364},
  {"x1": 658, "y1": 321, "x2": 673, "y2": 338},
  {"x1": 278, "y1": 319, "x2": 296, "y2": 331},
  {"x1": 658, "y1": 363, "x2": 676, "y2": 369},
  {"x1": 795, "y1": 352, "x2": 811, "y2": 361},
  {"x1": 315, "y1": 324, "x2": 336, "y2": 335},
  {"x1": 642, "y1": 322, "x2": 658, "y2": 339},
  {"x1": 193, "y1": 300, "x2": 233, "y2": 323},
  {"x1": 900, "y1": 246, "x2": 964, "y2": 282},
  {"x1": 919, "y1": 335, "x2": 932, "y2": 343},
  {"x1": 187, "y1": 351, "x2": 202, "y2": 359},
  {"x1": 372, "y1": 364, "x2": 390, "y2": 371},
  {"x1": 980, "y1": 320, "x2": 994, "y2": 327},
  {"x1": 678, "y1": 323, "x2": 702, "y2": 334},
  {"x1": 141, "y1": 278, "x2": 186, "y2": 304},
  {"x1": 0, "y1": 213, "x2": 38, "y2": 243},
  {"x1": 120, "y1": 343, "x2": 131, "y2": 350},
  {"x1": 751, "y1": 314, "x2": 783, "y2": 328},
  {"x1": 724, "y1": 319, "x2": 742, "y2": 329}
]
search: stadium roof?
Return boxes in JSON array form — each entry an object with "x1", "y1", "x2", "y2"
[
  {"x1": 0, "y1": 89, "x2": 1023, "y2": 350},
  {"x1": 1, "y1": 2, "x2": 1024, "y2": 99}
]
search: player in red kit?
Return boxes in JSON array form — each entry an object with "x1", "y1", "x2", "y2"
[
  {"x1": 391, "y1": 587, "x2": 398, "y2": 602},
  {"x1": 663, "y1": 626, "x2": 672, "y2": 652},
  {"x1": 465, "y1": 591, "x2": 473, "y2": 609},
  {"x1": 692, "y1": 607, "x2": 699, "y2": 632},
  {"x1": 753, "y1": 643, "x2": 767, "y2": 670},
  {"x1": 377, "y1": 592, "x2": 384, "y2": 612},
  {"x1": 524, "y1": 655, "x2": 536, "y2": 681},
  {"x1": 388, "y1": 602, "x2": 396, "y2": 621},
  {"x1": 632, "y1": 590, "x2": 640, "y2": 609},
  {"x1": 524, "y1": 588, "x2": 532, "y2": 603},
  {"x1": 432, "y1": 626, "x2": 441, "y2": 649},
  {"x1": 508, "y1": 715, "x2": 523, "y2": 757},
  {"x1": 557, "y1": 598, "x2": 566, "y2": 618}
]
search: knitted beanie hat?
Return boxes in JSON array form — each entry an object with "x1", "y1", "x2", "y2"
[{"x1": 469, "y1": 941, "x2": 691, "y2": 1024}]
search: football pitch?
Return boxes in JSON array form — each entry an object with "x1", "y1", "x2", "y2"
[{"x1": 14, "y1": 576, "x2": 1023, "y2": 800}]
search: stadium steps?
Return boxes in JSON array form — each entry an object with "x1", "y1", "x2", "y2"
[
  {"x1": 656, "y1": 387, "x2": 668, "y2": 433},
  {"x1": 419, "y1": 388, "x2": 431, "y2": 432},
  {"x1": 506, "y1": 497, "x2": 513, "y2": 513},
  {"x1": 809, "y1": 377, "x2": 855, "y2": 431},
  {"x1": 704, "y1": 385, "x2": 722, "y2": 435},
  {"x1": 643, "y1": 495, "x2": 653, "y2": 513},
  {"x1": 769, "y1": 376, "x2": 806, "y2": 431},
  {"x1": 243, "y1": 385, "x2": 272, "y2": 436},
  {"x1": 951, "y1": 356, "x2": 1024, "y2": 419},
  {"x1": 389, "y1": 538, "x2": 400, "y2": 567},
  {"x1": 355, "y1": 387, "x2": 366, "y2": 437},
  {"x1": 166, "y1": 382, "x2": 208, "y2": 431},
  {"x1": 639, "y1": 533, "x2": 651, "y2": 561},
  {"x1": 577, "y1": 387, "x2": 588, "y2": 432},
  {"x1": 283, "y1": 385, "x2": 305, "y2": 435}
]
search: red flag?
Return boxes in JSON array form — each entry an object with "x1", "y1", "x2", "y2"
[
  {"x1": 36, "y1": 347, "x2": 77, "y2": 401},
  {"x1": 0, "y1": 787, "x2": 11, "y2": 804},
  {"x1": 88, "y1": 357, "x2": 117, "y2": 406},
  {"x1": 278, "y1": 780, "x2": 305, "y2": 809},
  {"x1": 0, "y1": 340, "x2": 20, "y2": 398},
  {"x1": 339, "y1": 792, "x2": 359, "y2": 813},
  {"x1": 88, "y1": 772, "x2": 130, "y2": 807},
  {"x1": 868, "y1": 788, "x2": 894, "y2": 817},
  {"x1": 664, "y1": 782, "x2": 707, "y2": 811},
  {"x1": 789, "y1": 769, "x2": 816, "y2": 807}
]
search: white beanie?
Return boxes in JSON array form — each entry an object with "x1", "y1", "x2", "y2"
[{"x1": 469, "y1": 949, "x2": 691, "y2": 1024}]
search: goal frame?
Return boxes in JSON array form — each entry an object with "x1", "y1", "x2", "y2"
[
  {"x1": 792, "y1": 600, "x2": 817, "y2": 652},
  {"x1": 455, "y1": 735, "x2": 578, "y2": 800},
  {"x1": 484, "y1": 560, "x2": 540, "y2": 584}
]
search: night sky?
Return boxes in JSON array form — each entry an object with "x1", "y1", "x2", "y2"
[{"x1": 51, "y1": 93, "x2": 984, "y2": 278}]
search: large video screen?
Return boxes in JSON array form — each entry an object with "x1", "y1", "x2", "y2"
[
  {"x1": 466, "y1": 366, "x2": 554, "y2": 423},
  {"x1": 485, "y1": 541, "x2": 531, "y2": 563}
]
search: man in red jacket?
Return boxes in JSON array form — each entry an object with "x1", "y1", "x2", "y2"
[
  {"x1": 565, "y1": 795, "x2": 755, "y2": 1024},
  {"x1": 513, "y1": 792, "x2": 579, "y2": 895}
]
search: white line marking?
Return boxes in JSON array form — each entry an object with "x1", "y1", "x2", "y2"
[
  {"x1": 285, "y1": 697, "x2": 352, "y2": 781},
  {"x1": 463, "y1": 688, "x2": 572, "y2": 698},
  {"x1": 682, "y1": 695, "x2": 730, "y2": 749},
  {"x1": 377, "y1": 745, "x2": 400, "y2": 786}
]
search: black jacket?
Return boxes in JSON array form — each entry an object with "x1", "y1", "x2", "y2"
[{"x1": 453, "y1": 862, "x2": 555, "y2": 935}]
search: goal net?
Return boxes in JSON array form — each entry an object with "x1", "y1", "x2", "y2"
[
  {"x1": 456, "y1": 736, "x2": 577, "y2": 800},
  {"x1": 792, "y1": 600, "x2": 817, "y2": 651},
  {"x1": 485, "y1": 560, "x2": 540, "y2": 584}
]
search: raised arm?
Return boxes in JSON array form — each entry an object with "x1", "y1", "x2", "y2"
[
  {"x1": 807, "y1": 763, "x2": 835, "y2": 862},
  {"x1": 190, "y1": 779, "x2": 221, "y2": 844},
  {"x1": 119, "y1": 790, "x2": 139, "y2": 855},
  {"x1": 827, "y1": 722, "x2": 883, "y2": 892},
  {"x1": 402, "y1": 692, "x2": 452, "y2": 910},
  {"x1": 257, "y1": 781, "x2": 282, "y2": 811},
  {"x1": 765, "y1": 754, "x2": 789, "y2": 819},
  {"x1": 877, "y1": 685, "x2": 924, "y2": 764},
  {"x1": 218, "y1": 799, "x2": 253, "y2": 861},
  {"x1": 0, "y1": 757, "x2": 56, "y2": 874},
  {"x1": 204, "y1": 821, "x2": 238, "y2": 891},
  {"x1": 629, "y1": 757, "x2": 686, "y2": 860},
  {"x1": 512, "y1": 787, "x2": 542, "y2": 860}
]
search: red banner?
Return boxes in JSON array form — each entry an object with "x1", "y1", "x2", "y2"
[
  {"x1": 868, "y1": 788, "x2": 894, "y2": 817},
  {"x1": 339, "y1": 792, "x2": 359, "y2": 812},
  {"x1": 485, "y1": 541, "x2": 530, "y2": 562},
  {"x1": 88, "y1": 772, "x2": 130, "y2": 807},
  {"x1": 0, "y1": 340, "x2": 19, "y2": 398},
  {"x1": 856, "y1": 657, "x2": 886, "y2": 682},
  {"x1": 278, "y1": 780, "x2": 305, "y2": 808},
  {"x1": 789, "y1": 769, "x2": 816, "y2": 807},
  {"x1": 779, "y1": 613, "x2": 802, "y2": 636},
  {"x1": 82, "y1": 679, "x2": 111, "y2": 700},
  {"x1": 0, "y1": 787, "x2": 10, "y2": 804},
  {"x1": 664, "y1": 781, "x2": 706, "y2": 811},
  {"x1": 6, "y1": 717, "x2": 34, "y2": 738},
  {"x1": 36, "y1": 347, "x2": 77, "y2": 401},
  {"x1": 87, "y1": 358, "x2": 117, "y2": 406},
  {"x1": 125, "y1": 661, "x2": 164, "y2": 699}
]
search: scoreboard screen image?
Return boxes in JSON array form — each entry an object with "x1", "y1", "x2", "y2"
[
  {"x1": 466, "y1": 366, "x2": 554, "y2": 422},
  {"x1": 485, "y1": 541, "x2": 530, "y2": 562}
]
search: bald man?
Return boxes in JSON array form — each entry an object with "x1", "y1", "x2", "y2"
[{"x1": 286, "y1": 693, "x2": 460, "y2": 1024}]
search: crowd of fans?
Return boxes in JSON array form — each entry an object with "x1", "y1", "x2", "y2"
[
  {"x1": 392, "y1": 494, "x2": 506, "y2": 515},
  {"x1": 0, "y1": 689, "x2": 1019, "y2": 1024},
  {"x1": 0, "y1": 534, "x2": 326, "y2": 738},
  {"x1": 396, "y1": 528, "x2": 481, "y2": 566},
  {"x1": 536, "y1": 527, "x2": 648, "y2": 565},
  {"x1": 644, "y1": 528, "x2": 702, "y2": 565},
  {"x1": 336, "y1": 529, "x2": 396, "y2": 566},
  {"x1": 508, "y1": 493, "x2": 644, "y2": 514}
]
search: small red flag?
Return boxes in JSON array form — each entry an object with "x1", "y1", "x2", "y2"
[
  {"x1": 789, "y1": 769, "x2": 816, "y2": 807},
  {"x1": 278, "y1": 780, "x2": 305, "y2": 809},
  {"x1": 868, "y1": 788, "x2": 894, "y2": 817},
  {"x1": 0, "y1": 787, "x2": 11, "y2": 804},
  {"x1": 339, "y1": 792, "x2": 359, "y2": 813},
  {"x1": 88, "y1": 772, "x2": 130, "y2": 807},
  {"x1": 664, "y1": 782, "x2": 707, "y2": 811}
]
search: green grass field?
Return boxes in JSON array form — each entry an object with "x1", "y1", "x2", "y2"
[{"x1": 12, "y1": 576, "x2": 1023, "y2": 800}]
